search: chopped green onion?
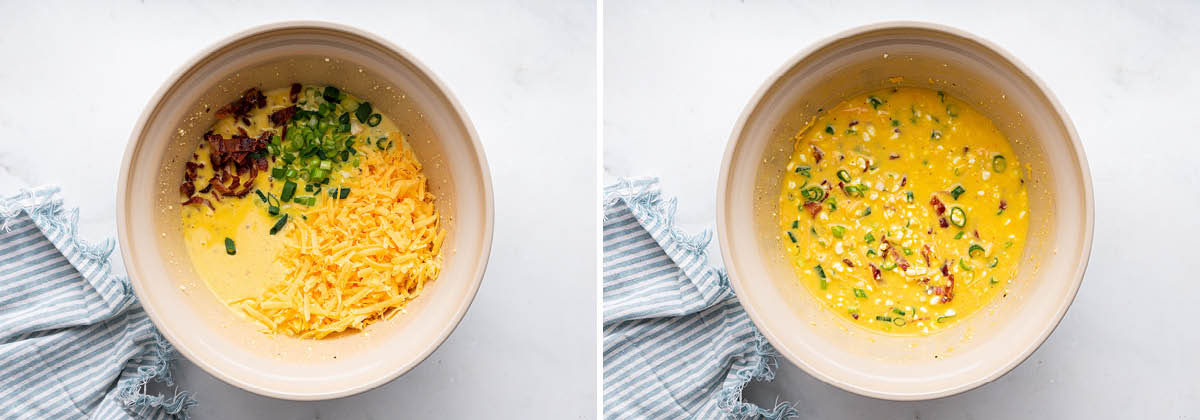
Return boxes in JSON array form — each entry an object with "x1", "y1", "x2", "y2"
[
  {"x1": 794, "y1": 165, "x2": 811, "y2": 177},
  {"x1": 866, "y1": 249, "x2": 877, "y2": 257},
  {"x1": 294, "y1": 196, "x2": 316, "y2": 206},
  {"x1": 339, "y1": 188, "x2": 350, "y2": 199},
  {"x1": 892, "y1": 317, "x2": 907, "y2": 326},
  {"x1": 954, "y1": 231, "x2": 965, "y2": 240},
  {"x1": 271, "y1": 167, "x2": 287, "y2": 179},
  {"x1": 815, "y1": 265, "x2": 827, "y2": 279},
  {"x1": 949, "y1": 207, "x2": 966, "y2": 227},
  {"x1": 937, "y1": 90, "x2": 945, "y2": 103},
  {"x1": 990, "y1": 257, "x2": 999, "y2": 268},
  {"x1": 854, "y1": 288, "x2": 867, "y2": 299},
  {"x1": 319, "y1": 160, "x2": 333, "y2": 170},
  {"x1": 875, "y1": 315, "x2": 892, "y2": 322},
  {"x1": 837, "y1": 169, "x2": 851, "y2": 183},
  {"x1": 269, "y1": 214, "x2": 289, "y2": 235},
  {"x1": 903, "y1": 247, "x2": 913, "y2": 256},
  {"x1": 1004, "y1": 240, "x2": 1014, "y2": 249},
  {"x1": 906, "y1": 191, "x2": 914, "y2": 203},
  {"x1": 868, "y1": 96, "x2": 883, "y2": 109},
  {"x1": 891, "y1": 119, "x2": 900, "y2": 127},
  {"x1": 864, "y1": 233, "x2": 875, "y2": 243},
  {"x1": 946, "y1": 104, "x2": 960, "y2": 117},
  {"x1": 937, "y1": 315, "x2": 955, "y2": 323},
  {"x1": 825, "y1": 125, "x2": 835, "y2": 135},
  {"x1": 285, "y1": 168, "x2": 298, "y2": 179},
  {"x1": 968, "y1": 244, "x2": 986, "y2": 258},
  {"x1": 931, "y1": 129, "x2": 942, "y2": 140},
  {"x1": 280, "y1": 181, "x2": 297, "y2": 202},
  {"x1": 255, "y1": 189, "x2": 267, "y2": 203},
  {"x1": 355, "y1": 102, "x2": 373, "y2": 123},
  {"x1": 366, "y1": 113, "x2": 382, "y2": 127},
  {"x1": 801, "y1": 186, "x2": 824, "y2": 202},
  {"x1": 791, "y1": 220, "x2": 799, "y2": 229},
  {"x1": 831, "y1": 226, "x2": 846, "y2": 239},
  {"x1": 224, "y1": 238, "x2": 236, "y2": 255},
  {"x1": 787, "y1": 231, "x2": 797, "y2": 243},
  {"x1": 892, "y1": 308, "x2": 906, "y2": 316},
  {"x1": 338, "y1": 112, "x2": 350, "y2": 125},
  {"x1": 310, "y1": 168, "x2": 329, "y2": 182},
  {"x1": 861, "y1": 206, "x2": 872, "y2": 217},
  {"x1": 322, "y1": 86, "x2": 341, "y2": 103},
  {"x1": 959, "y1": 258, "x2": 973, "y2": 271},
  {"x1": 993, "y1": 155, "x2": 1007, "y2": 173},
  {"x1": 990, "y1": 277, "x2": 999, "y2": 285},
  {"x1": 376, "y1": 136, "x2": 391, "y2": 150},
  {"x1": 950, "y1": 185, "x2": 966, "y2": 200},
  {"x1": 881, "y1": 260, "x2": 896, "y2": 270}
]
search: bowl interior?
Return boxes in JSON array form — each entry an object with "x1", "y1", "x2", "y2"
[
  {"x1": 719, "y1": 24, "x2": 1091, "y2": 399},
  {"x1": 118, "y1": 24, "x2": 491, "y2": 399}
]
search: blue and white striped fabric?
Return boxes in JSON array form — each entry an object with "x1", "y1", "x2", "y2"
[
  {"x1": 602, "y1": 178, "x2": 796, "y2": 420},
  {"x1": 0, "y1": 187, "x2": 195, "y2": 420}
]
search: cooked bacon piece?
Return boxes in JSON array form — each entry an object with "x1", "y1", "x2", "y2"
[
  {"x1": 207, "y1": 175, "x2": 232, "y2": 196},
  {"x1": 862, "y1": 158, "x2": 870, "y2": 173},
  {"x1": 940, "y1": 263, "x2": 951, "y2": 277},
  {"x1": 869, "y1": 264, "x2": 882, "y2": 281},
  {"x1": 184, "y1": 161, "x2": 203, "y2": 182},
  {"x1": 270, "y1": 105, "x2": 298, "y2": 127},
  {"x1": 939, "y1": 217, "x2": 949, "y2": 228},
  {"x1": 181, "y1": 196, "x2": 214, "y2": 210},
  {"x1": 889, "y1": 153, "x2": 900, "y2": 160},
  {"x1": 214, "y1": 87, "x2": 268, "y2": 120},
  {"x1": 812, "y1": 145, "x2": 824, "y2": 164},
  {"x1": 999, "y1": 200, "x2": 1008, "y2": 212},
  {"x1": 895, "y1": 254, "x2": 911, "y2": 271},
  {"x1": 930, "y1": 196, "x2": 946, "y2": 215},
  {"x1": 848, "y1": 120, "x2": 859, "y2": 127},
  {"x1": 289, "y1": 83, "x2": 302, "y2": 103},
  {"x1": 842, "y1": 258, "x2": 855, "y2": 268},
  {"x1": 803, "y1": 201, "x2": 823, "y2": 217},
  {"x1": 973, "y1": 229, "x2": 981, "y2": 239},
  {"x1": 900, "y1": 176, "x2": 907, "y2": 187},
  {"x1": 205, "y1": 131, "x2": 269, "y2": 169},
  {"x1": 921, "y1": 245, "x2": 933, "y2": 267},
  {"x1": 180, "y1": 181, "x2": 195, "y2": 197}
]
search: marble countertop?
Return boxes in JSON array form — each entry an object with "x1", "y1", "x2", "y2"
[
  {"x1": 0, "y1": 1, "x2": 595, "y2": 419},
  {"x1": 605, "y1": 0, "x2": 1199, "y2": 418}
]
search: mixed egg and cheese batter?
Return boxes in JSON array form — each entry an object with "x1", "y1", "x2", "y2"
[
  {"x1": 180, "y1": 84, "x2": 444, "y2": 339},
  {"x1": 778, "y1": 87, "x2": 1028, "y2": 335}
]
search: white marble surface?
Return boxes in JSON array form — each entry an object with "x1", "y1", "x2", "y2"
[
  {"x1": 605, "y1": 0, "x2": 1199, "y2": 418},
  {"x1": 0, "y1": 1, "x2": 596, "y2": 419}
]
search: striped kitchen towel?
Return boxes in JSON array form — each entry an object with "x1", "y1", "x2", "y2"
[
  {"x1": 602, "y1": 178, "x2": 796, "y2": 420},
  {"x1": 0, "y1": 187, "x2": 195, "y2": 419}
]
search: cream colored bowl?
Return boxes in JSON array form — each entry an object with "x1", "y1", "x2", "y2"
[
  {"x1": 717, "y1": 22, "x2": 1093, "y2": 400},
  {"x1": 117, "y1": 22, "x2": 493, "y2": 400}
]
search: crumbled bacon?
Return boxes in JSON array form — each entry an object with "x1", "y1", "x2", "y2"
[
  {"x1": 939, "y1": 217, "x2": 949, "y2": 228},
  {"x1": 848, "y1": 120, "x2": 859, "y2": 127},
  {"x1": 973, "y1": 229, "x2": 981, "y2": 239},
  {"x1": 214, "y1": 87, "x2": 267, "y2": 120},
  {"x1": 889, "y1": 153, "x2": 900, "y2": 160},
  {"x1": 803, "y1": 201, "x2": 823, "y2": 217},
  {"x1": 921, "y1": 245, "x2": 933, "y2": 266},
  {"x1": 184, "y1": 161, "x2": 203, "y2": 182},
  {"x1": 999, "y1": 200, "x2": 1008, "y2": 212},
  {"x1": 289, "y1": 83, "x2": 302, "y2": 103},
  {"x1": 812, "y1": 145, "x2": 824, "y2": 164},
  {"x1": 181, "y1": 196, "x2": 214, "y2": 210},
  {"x1": 180, "y1": 181, "x2": 195, "y2": 197},
  {"x1": 842, "y1": 258, "x2": 855, "y2": 268},
  {"x1": 940, "y1": 263, "x2": 950, "y2": 277},
  {"x1": 862, "y1": 158, "x2": 870, "y2": 172},
  {"x1": 270, "y1": 105, "x2": 298, "y2": 127},
  {"x1": 207, "y1": 174, "x2": 232, "y2": 196},
  {"x1": 930, "y1": 196, "x2": 946, "y2": 215},
  {"x1": 869, "y1": 264, "x2": 882, "y2": 281},
  {"x1": 900, "y1": 176, "x2": 907, "y2": 187}
]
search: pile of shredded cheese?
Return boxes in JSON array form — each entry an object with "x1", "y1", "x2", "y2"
[{"x1": 238, "y1": 144, "x2": 445, "y2": 339}]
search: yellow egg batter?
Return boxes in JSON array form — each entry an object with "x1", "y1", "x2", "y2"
[{"x1": 777, "y1": 87, "x2": 1028, "y2": 335}]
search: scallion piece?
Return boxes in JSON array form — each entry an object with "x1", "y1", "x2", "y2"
[
  {"x1": 825, "y1": 125, "x2": 834, "y2": 135},
  {"x1": 881, "y1": 261, "x2": 896, "y2": 270},
  {"x1": 269, "y1": 214, "x2": 289, "y2": 235},
  {"x1": 366, "y1": 113, "x2": 382, "y2": 127},
  {"x1": 892, "y1": 317, "x2": 906, "y2": 326},
  {"x1": 950, "y1": 185, "x2": 966, "y2": 200},
  {"x1": 794, "y1": 165, "x2": 811, "y2": 177},
  {"x1": 993, "y1": 155, "x2": 1007, "y2": 173},
  {"x1": 892, "y1": 308, "x2": 906, "y2": 316},
  {"x1": 903, "y1": 247, "x2": 913, "y2": 256},
  {"x1": 861, "y1": 206, "x2": 872, "y2": 217},
  {"x1": 959, "y1": 258, "x2": 973, "y2": 271},
  {"x1": 224, "y1": 238, "x2": 235, "y2": 255},
  {"x1": 864, "y1": 233, "x2": 875, "y2": 243},
  {"x1": 906, "y1": 191, "x2": 914, "y2": 203},
  {"x1": 937, "y1": 315, "x2": 955, "y2": 323},
  {"x1": 791, "y1": 220, "x2": 798, "y2": 229},
  {"x1": 968, "y1": 244, "x2": 986, "y2": 258},
  {"x1": 837, "y1": 169, "x2": 851, "y2": 183},
  {"x1": 990, "y1": 257, "x2": 999, "y2": 268},
  {"x1": 831, "y1": 226, "x2": 845, "y2": 239},
  {"x1": 355, "y1": 102, "x2": 372, "y2": 123},
  {"x1": 319, "y1": 160, "x2": 333, "y2": 170},
  {"x1": 787, "y1": 231, "x2": 797, "y2": 243},
  {"x1": 294, "y1": 196, "x2": 316, "y2": 206},
  {"x1": 990, "y1": 277, "x2": 999, "y2": 285},
  {"x1": 854, "y1": 288, "x2": 867, "y2": 299},
  {"x1": 339, "y1": 187, "x2": 350, "y2": 199},
  {"x1": 280, "y1": 181, "x2": 297, "y2": 202},
  {"x1": 271, "y1": 167, "x2": 287, "y2": 179},
  {"x1": 322, "y1": 86, "x2": 341, "y2": 103},
  {"x1": 949, "y1": 207, "x2": 966, "y2": 227},
  {"x1": 875, "y1": 315, "x2": 891, "y2": 322},
  {"x1": 255, "y1": 189, "x2": 267, "y2": 203},
  {"x1": 868, "y1": 96, "x2": 883, "y2": 109},
  {"x1": 931, "y1": 129, "x2": 942, "y2": 140},
  {"x1": 338, "y1": 112, "x2": 350, "y2": 125}
]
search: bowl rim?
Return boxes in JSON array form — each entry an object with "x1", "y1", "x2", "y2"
[
  {"x1": 116, "y1": 20, "x2": 494, "y2": 400},
  {"x1": 715, "y1": 21, "x2": 1094, "y2": 400}
]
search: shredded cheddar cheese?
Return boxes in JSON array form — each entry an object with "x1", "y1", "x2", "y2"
[{"x1": 238, "y1": 143, "x2": 445, "y2": 339}]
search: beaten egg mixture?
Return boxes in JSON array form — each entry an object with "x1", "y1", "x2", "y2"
[{"x1": 778, "y1": 87, "x2": 1028, "y2": 335}]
